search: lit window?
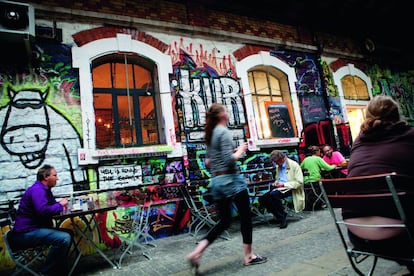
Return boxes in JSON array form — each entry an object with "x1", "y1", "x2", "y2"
[
  {"x1": 92, "y1": 54, "x2": 159, "y2": 149},
  {"x1": 248, "y1": 66, "x2": 295, "y2": 139},
  {"x1": 341, "y1": 75, "x2": 369, "y2": 100}
]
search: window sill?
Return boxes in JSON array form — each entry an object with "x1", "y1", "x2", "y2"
[
  {"x1": 78, "y1": 145, "x2": 173, "y2": 164},
  {"x1": 94, "y1": 145, "x2": 173, "y2": 160},
  {"x1": 252, "y1": 137, "x2": 300, "y2": 149}
]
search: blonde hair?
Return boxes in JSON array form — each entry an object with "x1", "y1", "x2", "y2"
[{"x1": 360, "y1": 95, "x2": 405, "y2": 134}]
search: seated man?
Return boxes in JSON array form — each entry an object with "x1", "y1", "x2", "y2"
[
  {"x1": 321, "y1": 144, "x2": 348, "y2": 176},
  {"x1": 259, "y1": 150, "x2": 305, "y2": 229},
  {"x1": 10, "y1": 165, "x2": 73, "y2": 276}
]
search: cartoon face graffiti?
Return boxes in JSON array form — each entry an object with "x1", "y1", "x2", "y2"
[{"x1": 1, "y1": 87, "x2": 50, "y2": 168}]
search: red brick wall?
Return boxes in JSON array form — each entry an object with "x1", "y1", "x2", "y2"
[
  {"x1": 31, "y1": 0, "x2": 362, "y2": 56},
  {"x1": 72, "y1": 26, "x2": 168, "y2": 51}
]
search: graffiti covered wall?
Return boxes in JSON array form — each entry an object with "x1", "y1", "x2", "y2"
[
  {"x1": 368, "y1": 65, "x2": 414, "y2": 123},
  {"x1": 0, "y1": 42, "x2": 87, "y2": 199}
]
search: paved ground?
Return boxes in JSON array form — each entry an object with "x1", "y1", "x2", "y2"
[{"x1": 72, "y1": 209, "x2": 410, "y2": 276}]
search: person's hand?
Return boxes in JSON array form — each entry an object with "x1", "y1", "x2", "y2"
[
  {"x1": 60, "y1": 198, "x2": 68, "y2": 207},
  {"x1": 272, "y1": 182, "x2": 284, "y2": 188},
  {"x1": 205, "y1": 158, "x2": 211, "y2": 168},
  {"x1": 234, "y1": 142, "x2": 247, "y2": 160}
]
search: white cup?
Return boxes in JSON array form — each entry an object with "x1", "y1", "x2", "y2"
[{"x1": 72, "y1": 203, "x2": 80, "y2": 210}]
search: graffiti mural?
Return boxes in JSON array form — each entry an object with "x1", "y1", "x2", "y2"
[
  {"x1": 270, "y1": 50, "x2": 323, "y2": 95},
  {"x1": 0, "y1": 83, "x2": 87, "y2": 197},
  {"x1": 169, "y1": 39, "x2": 246, "y2": 144},
  {"x1": 368, "y1": 65, "x2": 414, "y2": 122},
  {"x1": 270, "y1": 50, "x2": 328, "y2": 125},
  {"x1": 0, "y1": 42, "x2": 87, "y2": 200}
]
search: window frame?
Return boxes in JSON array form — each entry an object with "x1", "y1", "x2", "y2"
[
  {"x1": 248, "y1": 66, "x2": 297, "y2": 139},
  {"x1": 72, "y1": 34, "x2": 178, "y2": 165},
  {"x1": 236, "y1": 51, "x2": 302, "y2": 150},
  {"x1": 332, "y1": 63, "x2": 373, "y2": 129},
  {"x1": 92, "y1": 55, "x2": 159, "y2": 148}
]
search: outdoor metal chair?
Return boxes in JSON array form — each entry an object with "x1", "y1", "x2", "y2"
[
  {"x1": 250, "y1": 191, "x2": 303, "y2": 224},
  {"x1": 319, "y1": 172, "x2": 414, "y2": 276},
  {"x1": 116, "y1": 204, "x2": 153, "y2": 267},
  {"x1": 0, "y1": 202, "x2": 49, "y2": 276},
  {"x1": 282, "y1": 195, "x2": 304, "y2": 220},
  {"x1": 302, "y1": 168, "x2": 326, "y2": 212},
  {"x1": 179, "y1": 184, "x2": 231, "y2": 241},
  {"x1": 249, "y1": 181, "x2": 272, "y2": 224}
]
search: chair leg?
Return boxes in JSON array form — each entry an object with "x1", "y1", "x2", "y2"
[
  {"x1": 12, "y1": 263, "x2": 41, "y2": 276},
  {"x1": 304, "y1": 183, "x2": 325, "y2": 212},
  {"x1": 347, "y1": 253, "x2": 378, "y2": 276},
  {"x1": 4, "y1": 232, "x2": 46, "y2": 276}
]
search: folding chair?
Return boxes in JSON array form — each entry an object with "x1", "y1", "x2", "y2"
[
  {"x1": 0, "y1": 202, "x2": 49, "y2": 276},
  {"x1": 116, "y1": 204, "x2": 153, "y2": 268},
  {"x1": 319, "y1": 172, "x2": 414, "y2": 276},
  {"x1": 249, "y1": 183, "x2": 272, "y2": 224},
  {"x1": 179, "y1": 184, "x2": 231, "y2": 241},
  {"x1": 282, "y1": 196, "x2": 304, "y2": 221},
  {"x1": 304, "y1": 181, "x2": 326, "y2": 211},
  {"x1": 302, "y1": 168, "x2": 325, "y2": 212}
]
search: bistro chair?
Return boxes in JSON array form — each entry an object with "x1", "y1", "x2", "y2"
[
  {"x1": 249, "y1": 182, "x2": 272, "y2": 224},
  {"x1": 179, "y1": 183, "x2": 231, "y2": 241},
  {"x1": 282, "y1": 196, "x2": 304, "y2": 221},
  {"x1": 302, "y1": 168, "x2": 326, "y2": 212},
  {"x1": 319, "y1": 172, "x2": 414, "y2": 276},
  {"x1": 250, "y1": 191, "x2": 303, "y2": 224},
  {"x1": 116, "y1": 205, "x2": 153, "y2": 267},
  {"x1": 0, "y1": 201, "x2": 49, "y2": 276}
]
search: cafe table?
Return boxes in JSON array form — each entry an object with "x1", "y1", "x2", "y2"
[
  {"x1": 321, "y1": 166, "x2": 345, "y2": 179},
  {"x1": 54, "y1": 200, "x2": 119, "y2": 275}
]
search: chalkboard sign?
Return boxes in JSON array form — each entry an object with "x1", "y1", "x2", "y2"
[{"x1": 265, "y1": 102, "x2": 295, "y2": 138}]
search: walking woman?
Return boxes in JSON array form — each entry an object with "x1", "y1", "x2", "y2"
[{"x1": 187, "y1": 103, "x2": 267, "y2": 274}]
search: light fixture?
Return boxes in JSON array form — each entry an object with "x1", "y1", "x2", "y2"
[{"x1": 0, "y1": 2, "x2": 29, "y2": 30}]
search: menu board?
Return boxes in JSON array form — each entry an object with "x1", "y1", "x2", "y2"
[{"x1": 265, "y1": 102, "x2": 295, "y2": 138}]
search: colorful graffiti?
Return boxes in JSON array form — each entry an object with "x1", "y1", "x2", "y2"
[
  {"x1": 270, "y1": 50, "x2": 322, "y2": 95},
  {"x1": 169, "y1": 41, "x2": 246, "y2": 144},
  {"x1": 0, "y1": 82, "x2": 87, "y2": 197},
  {"x1": 368, "y1": 65, "x2": 414, "y2": 122},
  {"x1": 0, "y1": 42, "x2": 86, "y2": 200}
]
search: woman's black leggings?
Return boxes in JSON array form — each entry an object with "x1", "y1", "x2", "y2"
[{"x1": 204, "y1": 189, "x2": 252, "y2": 244}]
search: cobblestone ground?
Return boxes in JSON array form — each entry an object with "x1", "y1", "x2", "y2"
[{"x1": 69, "y1": 209, "x2": 410, "y2": 276}]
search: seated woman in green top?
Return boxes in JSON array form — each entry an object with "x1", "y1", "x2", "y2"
[
  {"x1": 300, "y1": 145, "x2": 336, "y2": 210},
  {"x1": 300, "y1": 145, "x2": 336, "y2": 183}
]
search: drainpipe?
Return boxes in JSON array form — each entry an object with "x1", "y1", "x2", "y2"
[{"x1": 313, "y1": 34, "x2": 340, "y2": 150}]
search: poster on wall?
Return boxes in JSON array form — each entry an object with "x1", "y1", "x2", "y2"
[
  {"x1": 265, "y1": 101, "x2": 296, "y2": 138},
  {"x1": 98, "y1": 165, "x2": 143, "y2": 189}
]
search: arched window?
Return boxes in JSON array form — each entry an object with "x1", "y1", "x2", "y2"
[
  {"x1": 332, "y1": 63, "x2": 373, "y2": 141},
  {"x1": 341, "y1": 75, "x2": 369, "y2": 100},
  {"x1": 92, "y1": 53, "x2": 159, "y2": 148},
  {"x1": 248, "y1": 66, "x2": 295, "y2": 139}
]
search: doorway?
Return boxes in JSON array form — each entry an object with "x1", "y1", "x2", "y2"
[{"x1": 346, "y1": 105, "x2": 366, "y2": 140}]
